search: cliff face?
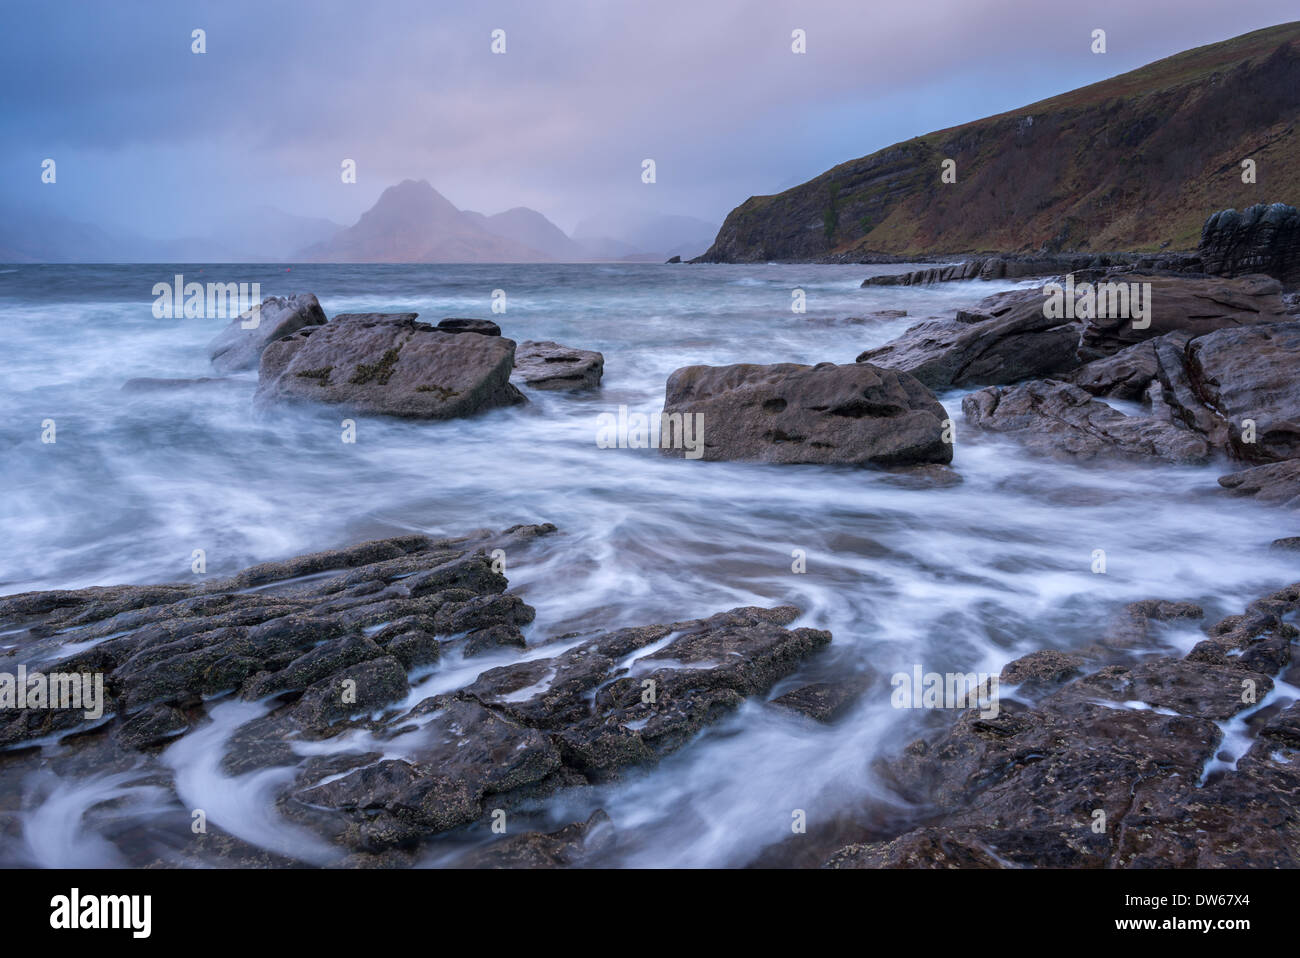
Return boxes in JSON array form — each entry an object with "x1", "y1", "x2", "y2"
[{"x1": 698, "y1": 23, "x2": 1300, "y2": 263}]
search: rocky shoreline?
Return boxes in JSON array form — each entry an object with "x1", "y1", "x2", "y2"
[{"x1": 6, "y1": 203, "x2": 1300, "y2": 868}]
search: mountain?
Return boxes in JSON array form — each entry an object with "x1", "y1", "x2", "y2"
[
  {"x1": 211, "y1": 206, "x2": 343, "y2": 261},
  {"x1": 464, "y1": 206, "x2": 590, "y2": 261},
  {"x1": 0, "y1": 207, "x2": 248, "y2": 262},
  {"x1": 698, "y1": 22, "x2": 1300, "y2": 262},
  {"x1": 296, "y1": 180, "x2": 551, "y2": 263}
]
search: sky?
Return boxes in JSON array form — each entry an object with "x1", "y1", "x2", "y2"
[{"x1": 2, "y1": 0, "x2": 1297, "y2": 240}]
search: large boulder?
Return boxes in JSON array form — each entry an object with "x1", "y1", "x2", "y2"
[
  {"x1": 961, "y1": 379, "x2": 1211, "y2": 463},
  {"x1": 1199, "y1": 203, "x2": 1300, "y2": 286},
  {"x1": 659, "y1": 361, "x2": 952, "y2": 466},
  {"x1": 207, "y1": 293, "x2": 327, "y2": 373},
  {"x1": 854, "y1": 287, "x2": 1083, "y2": 390},
  {"x1": 512, "y1": 340, "x2": 604, "y2": 391},
  {"x1": 1077, "y1": 273, "x2": 1288, "y2": 360},
  {"x1": 255, "y1": 313, "x2": 526, "y2": 418}
]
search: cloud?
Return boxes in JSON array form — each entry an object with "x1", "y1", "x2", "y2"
[{"x1": 1, "y1": 0, "x2": 1295, "y2": 239}]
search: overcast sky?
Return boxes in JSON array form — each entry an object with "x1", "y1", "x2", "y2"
[{"x1": 2, "y1": 0, "x2": 1296, "y2": 238}]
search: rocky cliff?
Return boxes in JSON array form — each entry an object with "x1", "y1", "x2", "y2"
[{"x1": 697, "y1": 22, "x2": 1300, "y2": 263}]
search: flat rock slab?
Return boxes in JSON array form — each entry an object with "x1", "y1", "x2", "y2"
[
  {"x1": 1078, "y1": 273, "x2": 1289, "y2": 360},
  {"x1": 660, "y1": 361, "x2": 952, "y2": 465},
  {"x1": 207, "y1": 293, "x2": 327, "y2": 373},
  {"x1": 256, "y1": 312, "x2": 526, "y2": 418},
  {"x1": 511, "y1": 340, "x2": 604, "y2": 391},
  {"x1": 855, "y1": 287, "x2": 1083, "y2": 390}
]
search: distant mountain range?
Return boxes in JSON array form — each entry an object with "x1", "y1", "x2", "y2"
[
  {"x1": 698, "y1": 21, "x2": 1300, "y2": 262},
  {"x1": 1, "y1": 179, "x2": 717, "y2": 264}
]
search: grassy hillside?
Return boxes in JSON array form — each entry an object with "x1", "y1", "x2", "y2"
[{"x1": 698, "y1": 22, "x2": 1300, "y2": 262}]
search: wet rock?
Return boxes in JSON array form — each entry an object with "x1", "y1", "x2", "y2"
[
  {"x1": 826, "y1": 828, "x2": 1010, "y2": 868},
  {"x1": 207, "y1": 293, "x2": 328, "y2": 373},
  {"x1": 121, "y1": 377, "x2": 242, "y2": 392},
  {"x1": 961, "y1": 379, "x2": 1211, "y2": 463},
  {"x1": 1270, "y1": 536, "x2": 1300, "y2": 551},
  {"x1": 0, "y1": 526, "x2": 552, "y2": 748},
  {"x1": 1218, "y1": 459, "x2": 1300, "y2": 507},
  {"x1": 855, "y1": 287, "x2": 1082, "y2": 389},
  {"x1": 1185, "y1": 322, "x2": 1300, "y2": 461},
  {"x1": 859, "y1": 253, "x2": 1126, "y2": 287},
  {"x1": 0, "y1": 528, "x2": 833, "y2": 860},
  {"x1": 660, "y1": 361, "x2": 952, "y2": 466},
  {"x1": 1199, "y1": 203, "x2": 1300, "y2": 286},
  {"x1": 1066, "y1": 332, "x2": 1190, "y2": 400},
  {"x1": 511, "y1": 341, "x2": 604, "y2": 391},
  {"x1": 999, "y1": 650, "x2": 1083, "y2": 696},
  {"x1": 435, "y1": 318, "x2": 501, "y2": 336},
  {"x1": 452, "y1": 810, "x2": 614, "y2": 867},
  {"x1": 255, "y1": 312, "x2": 526, "y2": 418},
  {"x1": 769, "y1": 680, "x2": 865, "y2": 723},
  {"x1": 826, "y1": 583, "x2": 1299, "y2": 869},
  {"x1": 1077, "y1": 273, "x2": 1288, "y2": 360}
]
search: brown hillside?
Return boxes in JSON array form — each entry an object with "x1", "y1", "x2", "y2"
[{"x1": 698, "y1": 22, "x2": 1300, "y2": 262}]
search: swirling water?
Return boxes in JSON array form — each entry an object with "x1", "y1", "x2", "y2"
[{"x1": 0, "y1": 262, "x2": 1295, "y2": 867}]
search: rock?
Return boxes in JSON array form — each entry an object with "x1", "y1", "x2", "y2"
[
  {"x1": 1066, "y1": 333, "x2": 1187, "y2": 400},
  {"x1": 805, "y1": 310, "x2": 908, "y2": 328},
  {"x1": 1184, "y1": 322, "x2": 1300, "y2": 461},
  {"x1": 961, "y1": 379, "x2": 1211, "y2": 463},
  {"x1": 666, "y1": 255, "x2": 682, "y2": 264},
  {"x1": 860, "y1": 253, "x2": 1133, "y2": 287},
  {"x1": 826, "y1": 827, "x2": 1008, "y2": 868},
  {"x1": 769, "y1": 680, "x2": 865, "y2": 723},
  {"x1": 511, "y1": 341, "x2": 604, "y2": 391},
  {"x1": 1270, "y1": 537, "x2": 1300, "y2": 551},
  {"x1": 451, "y1": 810, "x2": 613, "y2": 868},
  {"x1": 207, "y1": 293, "x2": 328, "y2": 373},
  {"x1": 1199, "y1": 203, "x2": 1300, "y2": 286},
  {"x1": 659, "y1": 361, "x2": 952, "y2": 465},
  {"x1": 255, "y1": 312, "x2": 526, "y2": 418},
  {"x1": 999, "y1": 650, "x2": 1084, "y2": 696},
  {"x1": 1077, "y1": 273, "x2": 1288, "y2": 360},
  {"x1": 0, "y1": 529, "x2": 833, "y2": 860},
  {"x1": 121, "y1": 377, "x2": 242, "y2": 392},
  {"x1": 1218, "y1": 459, "x2": 1300, "y2": 507},
  {"x1": 826, "y1": 578, "x2": 1300, "y2": 869},
  {"x1": 855, "y1": 287, "x2": 1083, "y2": 389},
  {"x1": 436, "y1": 318, "x2": 501, "y2": 336}
]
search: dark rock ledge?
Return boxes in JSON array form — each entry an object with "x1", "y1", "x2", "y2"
[
  {"x1": 825, "y1": 586, "x2": 1300, "y2": 868},
  {"x1": 0, "y1": 527, "x2": 830, "y2": 865}
]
